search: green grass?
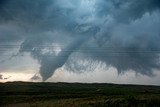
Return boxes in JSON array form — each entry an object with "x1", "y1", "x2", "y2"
[{"x1": 0, "y1": 82, "x2": 160, "y2": 107}]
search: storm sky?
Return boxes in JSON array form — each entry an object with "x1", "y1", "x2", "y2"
[{"x1": 0, "y1": 0, "x2": 160, "y2": 85}]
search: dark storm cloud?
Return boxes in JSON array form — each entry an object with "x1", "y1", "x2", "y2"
[
  {"x1": 0, "y1": 0, "x2": 61, "y2": 31},
  {"x1": 0, "y1": 0, "x2": 160, "y2": 81},
  {"x1": 85, "y1": 0, "x2": 160, "y2": 75},
  {"x1": 96, "y1": 0, "x2": 160, "y2": 23}
]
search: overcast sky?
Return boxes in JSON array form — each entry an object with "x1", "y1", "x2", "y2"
[{"x1": 0, "y1": 0, "x2": 160, "y2": 85}]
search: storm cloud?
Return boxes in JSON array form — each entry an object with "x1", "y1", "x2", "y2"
[{"x1": 0, "y1": 0, "x2": 160, "y2": 81}]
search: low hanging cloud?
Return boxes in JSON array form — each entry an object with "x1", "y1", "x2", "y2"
[
  {"x1": 0, "y1": 74, "x2": 3, "y2": 80},
  {"x1": 0, "y1": 0, "x2": 160, "y2": 81}
]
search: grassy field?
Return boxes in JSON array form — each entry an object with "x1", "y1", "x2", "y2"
[{"x1": 0, "y1": 82, "x2": 160, "y2": 107}]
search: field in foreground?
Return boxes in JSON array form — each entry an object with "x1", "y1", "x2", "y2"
[{"x1": 0, "y1": 82, "x2": 160, "y2": 107}]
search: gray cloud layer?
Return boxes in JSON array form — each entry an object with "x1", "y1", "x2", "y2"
[{"x1": 0, "y1": 0, "x2": 160, "y2": 81}]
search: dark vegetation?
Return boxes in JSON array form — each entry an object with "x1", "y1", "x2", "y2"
[{"x1": 0, "y1": 82, "x2": 160, "y2": 107}]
